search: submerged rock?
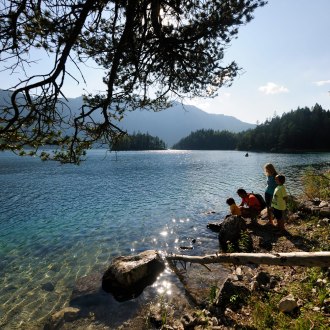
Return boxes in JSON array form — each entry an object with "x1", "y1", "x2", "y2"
[
  {"x1": 41, "y1": 282, "x2": 55, "y2": 292},
  {"x1": 179, "y1": 246, "x2": 193, "y2": 250},
  {"x1": 44, "y1": 307, "x2": 81, "y2": 330},
  {"x1": 207, "y1": 221, "x2": 222, "y2": 232}
]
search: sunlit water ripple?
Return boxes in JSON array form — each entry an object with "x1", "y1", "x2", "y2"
[{"x1": 1, "y1": 150, "x2": 330, "y2": 328}]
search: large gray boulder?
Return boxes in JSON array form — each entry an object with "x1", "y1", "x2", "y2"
[
  {"x1": 102, "y1": 250, "x2": 165, "y2": 301},
  {"x1": 218, "y1": 216, "x2": 252, "y2": 252}
]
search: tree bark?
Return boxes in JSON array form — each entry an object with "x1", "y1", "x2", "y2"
[{"x1": 166, "y1": 252, "x2": 330, "y2": 267}]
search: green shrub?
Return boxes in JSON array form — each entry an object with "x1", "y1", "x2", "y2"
[
  {"x1": 238, "y1": 230, "x2": 253, "y2": 252},
  {"x1": 302, "y1": 169, "x2": 330, "y2": 200}
]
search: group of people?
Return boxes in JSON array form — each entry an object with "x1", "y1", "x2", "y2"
[{"x1": 226, "y1": 163, "x2": 288, "y2": 230}]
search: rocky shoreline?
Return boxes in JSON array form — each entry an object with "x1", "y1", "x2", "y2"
[{"x1": 44, "y1": 198, "x2": 330, "y2": 329}]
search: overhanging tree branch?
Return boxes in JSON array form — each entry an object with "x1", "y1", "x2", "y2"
[{"x1": 0, "y1": 0, "x2": 267, "y2": 163}]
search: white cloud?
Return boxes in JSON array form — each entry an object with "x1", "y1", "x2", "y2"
[
  {"x1": 313, "y1": 80, "x2": 330, "y2": 86},
  {"x1": 258, "y1": 82, "x2": 289, "y2": 95}
]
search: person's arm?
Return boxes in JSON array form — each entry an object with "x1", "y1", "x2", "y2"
[{"x1": 282, "y1": 186, "x2": 288, "y2": 202}]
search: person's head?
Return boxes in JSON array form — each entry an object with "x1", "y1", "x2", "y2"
[
  {"x1": 236, "y1": 188, "x2": 247, "y2": 198},
  {"x1": 264, "y1": 163, "x2": 277, "y2": 176},
  {"x1": 275, "y1": 174, "x2": 285, "y2": 185},
  {"x1": 226, "y1": 198, "x2": 236, "y2": 206}
]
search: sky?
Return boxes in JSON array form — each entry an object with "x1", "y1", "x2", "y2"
[
  {"x1": 1, "y1": 0, "x2": 330, "y2": 125},
  {"x1": 187, "y1": 0, "x2": 330, "y2": 124}
]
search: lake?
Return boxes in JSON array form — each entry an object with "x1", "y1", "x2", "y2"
[{"x1": 1, "y1": 150, "x2": 330, "y2": 328}]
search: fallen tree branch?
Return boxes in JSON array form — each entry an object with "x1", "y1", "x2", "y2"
[{"x1": 166, "y1": 252, "x2": 330, "y2": 267}]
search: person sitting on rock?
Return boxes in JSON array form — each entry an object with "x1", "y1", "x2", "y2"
[
  {"x1": 237, "y1": 188, "x2": 262, "y2": 221},
  {"x1": 226, "y1": 197, "x2": 241, "y2": 216}
]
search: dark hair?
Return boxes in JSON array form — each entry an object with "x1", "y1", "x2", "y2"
[
  {"x1": 237, "y1": 188, "x2": 247, "y2": 195},
  {"x1": 276, "y1": 174, "x2": 285, "y2": 184},
  {"x1": 226, "y1": 198, "x2": 235, "y2": 205}
]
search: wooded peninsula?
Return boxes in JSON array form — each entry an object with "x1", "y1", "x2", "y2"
[{"x1": 173, "y1": 104, "x2": 330, "y2": 152}]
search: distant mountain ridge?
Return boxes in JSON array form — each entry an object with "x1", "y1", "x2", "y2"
[
  {"x1": 116, "y1": 102, "x2": 255, "y2": 146},
  {"x1": 0, "y1": 89, "x2": 255, "y2": 146}
]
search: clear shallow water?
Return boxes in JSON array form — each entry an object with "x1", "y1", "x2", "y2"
[{"x1": 1, "y1": 150, "x2": 330, "y2": 328}]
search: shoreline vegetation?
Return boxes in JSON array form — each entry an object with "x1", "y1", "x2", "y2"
[
  {"x1": 6, "y1": 104, "x2": 330, "y2": 159},
  {"x1": 172, "y1": 104, "x2": 330, "y2": 152},
  {"x1": 45, "y1": 170, "x2": 330, "y2": 329},
  {"x1": 110, "y1": 104, "x2": 330, "y2": 153}
]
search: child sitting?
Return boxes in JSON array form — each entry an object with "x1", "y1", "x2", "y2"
[{"x1": 226, "y1": 198, "x2": 241, "y2": 216}]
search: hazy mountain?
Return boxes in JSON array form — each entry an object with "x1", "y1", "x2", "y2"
[
  {"x1": 116, "y1": 102, "x2": 255, "y2": 146},
  {"x1": 0, "y1": 89, "x2": 11, "y2": 105},
  {"x1": 1, "y1": 90, "x2": 255, "y2": 146}
]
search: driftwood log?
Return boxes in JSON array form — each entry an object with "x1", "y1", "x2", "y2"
[{"x1": 166, "y1": 252, "x2": 330, "y2": 267}]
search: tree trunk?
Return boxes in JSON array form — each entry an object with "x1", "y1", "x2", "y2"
[{"x1": 166, "y1": 252, "x2": 330, "y2": 267}]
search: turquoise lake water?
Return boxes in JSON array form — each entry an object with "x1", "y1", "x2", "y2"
[{"x1": 1, "y1": 150, "x2": 330, "y2": 328}]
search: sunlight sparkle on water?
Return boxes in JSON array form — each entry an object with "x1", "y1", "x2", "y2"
[
  {"x1": 160, "y1": 231, "x2": 168, "y2": 237},
  {"x1": 161, "y1": 149, "x2": 191, "y2": 154},
  {"x1": 155, "y1": 279, "x2": 172, "y2": 295}
]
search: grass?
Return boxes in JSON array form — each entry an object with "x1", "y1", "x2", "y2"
[
  {"x1": 238, "y1": 230, "x2": 253, "y2": 252},
  {"x1": 302, "y1": 168, "x2": 330, "y2": 200},
  {"x1": 144, "y1": 294, "x2": 171, "y2": 329},
  {"x1": 247, "y1": 265, "x2": 330, "y2": 329}
]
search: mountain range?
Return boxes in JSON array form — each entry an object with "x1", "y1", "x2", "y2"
[
  {"x1": 115, "y1": 102, "x2": 255, "y2": 146},
  {"x1": 0, "y1": 90, "x2": 255, "y2": 146}
]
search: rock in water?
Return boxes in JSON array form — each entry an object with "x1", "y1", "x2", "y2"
[
  {"x1": 218, "y1": 216, "x2": 249, "y2": 252},
  {"x1": 102, "y1": 250, "x2": 165, "y2": 301}
]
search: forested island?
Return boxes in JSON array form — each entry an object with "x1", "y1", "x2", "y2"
[
  {"x1": 112, "y1": 132, "x2": 166, "y2": 151},
  {"x1": 173, "y1": 104, "x2": 330, "y2": 152}
]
